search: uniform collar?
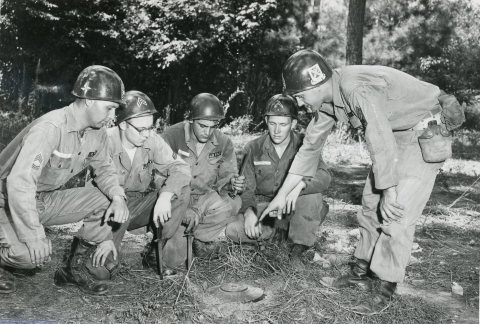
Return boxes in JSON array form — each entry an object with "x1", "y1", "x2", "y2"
[
  {"x1": 65, "y1": 104, "x2": 87, "y2": 132},
  {"x1": 184, "y1": 121, "x2": 219, "y2": 147}
]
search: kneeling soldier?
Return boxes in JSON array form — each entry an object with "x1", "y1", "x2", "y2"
[
  {"x1": 86, "y1": 90, "x2": 191, "y2": 278},
  {"x1": 161, "y1": 93, "x2": 245, "y2": 268},
  {"x1": 0, "y1": 66, "x2": 129, "y2": 295},
  {"x1": 225, "y1": 94, "x2": 331, "y2": 264}
]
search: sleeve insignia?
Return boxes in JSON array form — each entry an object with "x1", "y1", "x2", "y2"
[{"x1": 32, "y1": 153, "x2": 43, "y2": 170}]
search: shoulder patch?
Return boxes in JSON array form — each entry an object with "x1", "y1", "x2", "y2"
[{"x1": 32, "y1": 153, "x2": 43, "y2": 170}]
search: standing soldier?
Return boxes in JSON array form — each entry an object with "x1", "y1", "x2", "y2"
[
  {"x1": 261, "y1": 50, "x2": 465, "y2": 311},
  {"x1": 225, "y1": 94, "x2": 331, "y2": 266},
  {"x1": 85, "y1": 90, "x2": 191, "y2": 278},
  {"x1": 161, "y1": 93, "x2": 245, "y2": 268},
  {"x1": 0, "y1": 66, "x2": 129, "y2": 295}
]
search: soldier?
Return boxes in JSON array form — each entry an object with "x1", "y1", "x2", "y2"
[
  {"x1": 161, "y1": 93, "x2": 245, "y2": 267},
  {"x1": 261, "y1": 50, "x2": 465, "y2": 312},
  {"x1": 85, "y1": 90, "x2": 191, "y2": 278},
  {"x1": 225, "y1": 94, "x2": 331, "y2": 266},
  {"x1": 0, "y1": 65, "x2": 129, "y2": 295}
]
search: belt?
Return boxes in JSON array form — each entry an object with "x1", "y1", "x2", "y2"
[{"x1": 411, "y1": 107, "x2": 442, "y2": 131}]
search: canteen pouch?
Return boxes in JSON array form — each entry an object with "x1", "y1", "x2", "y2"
[{"x1": 418, "y1": 120, "x2": 452, "y2": 163}]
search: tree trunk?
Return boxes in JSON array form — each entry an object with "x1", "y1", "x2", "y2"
[{"x1": 346, "y1": 0, "x2": 366, "y2": 65}]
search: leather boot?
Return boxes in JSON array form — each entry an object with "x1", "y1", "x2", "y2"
[
  {"x1": 192, "y1": 239, "x2": 222, "y2": 259},
  {"x1": 0, "y1": 267, "x2": 15, "y2": 294},
  {"x1": 141, "y1": 241, "x2": 177, "y2": 276},
  {"x1": 354, "y1": 280, "x2": 397, "y2": 313},
  {"x1": 54, "y1": 237, "x2": 108, "y2": 295},
  {"x1": 331, "y1": 258, "x2": 372, "y2": 290},
  {"x1": 289, "y1": 243, "x2": 309, "y2": 270}
]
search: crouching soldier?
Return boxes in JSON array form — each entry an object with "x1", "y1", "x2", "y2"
[
  {"x1": 160, "y1": 93, "x2": 245, "y2": 267},
  {"x1": 262, "y1": 49, "x2": 465, "y2": 312},
  {"x1": 0, "y1": 66, "x2": 129, "y2": 295},
  {"x1": 86, "y1": 90, "x2": 191, "y2": 278},
  {"x1": 225, "y1": 94, "x2": 331, "y2": 265}
]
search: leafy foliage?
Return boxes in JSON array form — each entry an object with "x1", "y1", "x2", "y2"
[{"x1": 0, "y1": 0, "x2": 479, "y2": 125}]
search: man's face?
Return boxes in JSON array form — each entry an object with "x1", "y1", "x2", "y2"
[
  {"x1": 122, "y1": 115, "x2": 154, "y2": 147},
  {"x1": 191, "y1": 119, "x2": 219, "y2": 143},
  {"x1": 86, "y1": 100, "x2": 119, "y2": 128},
  {"x1": 265, "y1": 115, "x2": 296, "y2": 145},
  {"x1": 293, "y1": 87, "x2": 324, "y2": 113}
]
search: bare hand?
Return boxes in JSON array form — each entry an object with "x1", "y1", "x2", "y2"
[
  {"x1": 105, "y1": 195, "x2": 129, "y2": 224},
  {"x1": 183, "y1": 209, "x2": 200, "y2": 233},
  {"x1": 380, "y1": 187, "x2": 405, "y2": 223},
  {"x1": 25, "y1": 238, "x2": 52, "y2": 267},
  {"x1": 153, "y1": 192, "x2": 174, "y2": 227},
  {"x1": 92, "y1": 240, "x2": 117, "y2": 267},
  {"x1": 285, "y1": 182, "x2": 305, "y2": 214},
  {"x1": 258, "y1": 193, "x2": 287, "y2": 222},
  {"x1": 231, "y1": 175, "x2": 246, "y2": 192},
  {"x1": 244, "y1": 209, "x2": 262, "y2": 239}
]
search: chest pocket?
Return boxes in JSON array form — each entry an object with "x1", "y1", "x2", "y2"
[
  {"x1": 253, "y1": 160, "x2": 272, "y2": 176},
  {"x1": 38, "y1": 154, "x2": 73, "y2": 185},
  {"x1": 138, "y1": 161, "x2": 154, "y2": 184},
  {"x1": 207, "y1": 151, "x2": 223, "y2": 169}
]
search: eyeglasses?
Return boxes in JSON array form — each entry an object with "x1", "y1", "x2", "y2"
[{"x1": 126, "y1": 121, "x2": 156, "y2": 136}]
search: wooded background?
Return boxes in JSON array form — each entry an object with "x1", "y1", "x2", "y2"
[{"x1": 0, "y1": 0, "x2": 479, "y2": 125}]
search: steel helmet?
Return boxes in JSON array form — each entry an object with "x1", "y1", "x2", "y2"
[
  {"x1": 116, "y1": 90, "x2": 157, "y2": 124},
  {"x1": 72, "y1": 65, "x2": 125, "y2": 104},
  {"x1": 282, "y1": 49, "x2": 332, "y2": 95},
  {"x1": 264, "y1": 94, "x2": 298, "y2": 119},
  {"x1": 190, "y1": 93, "x2": 224, "y2": 120}
]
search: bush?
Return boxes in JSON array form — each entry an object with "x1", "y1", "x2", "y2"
[{"x1": 220, "y1": 115, "x2": 254, "y2": 136}]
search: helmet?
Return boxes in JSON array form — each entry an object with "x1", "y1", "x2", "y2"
[
  {"x1": 116, "y1": 90, "x2": 157, "y2": 124},
  {"x1": 72, "y1": 65, "x2": 125, "y2": 104},
  {"x1": 190, "y1": 93, "x2": 224, "y2": 120},
  {"x1": 282, "y1": 49, "x2": 332, "y2": 95},
  {"x1": 264, "y1": 94, "x2": 298, "y2": 119}
]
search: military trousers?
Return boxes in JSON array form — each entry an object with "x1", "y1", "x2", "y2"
[
  {"x1": 0, "y1": 187, "x2": 111, "y2": 269},
  {"x1": 354, "y1": 129, "x2": 444, "y2": 283},
  {"x1": 163, "y1": 191, "x2": 241, "y2": 269},
  {"x1": 225, "y1": 193, "x2": 327, "y2": 246},
  {"x1": 108, "y1": 188, "x2": 190, "y2": 269}
]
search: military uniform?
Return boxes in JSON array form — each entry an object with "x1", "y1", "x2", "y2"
[
  {"x1": 290, "y1": 65, "x2": 447, "y2": 282},
  {"x1": 226, "y1": 131, "x2": 330, "y2": 245},
  {"x1": 0, "y1": 104, "x2": 124, "y2": 269},
  {"x1": 161, "y1": 121, "x2": 241, "y2": 267},
  {"x1": 100, "y1": 128, "x2": 191, "y2": 271}
]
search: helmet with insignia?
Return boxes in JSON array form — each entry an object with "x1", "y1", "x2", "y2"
[
  {"x1": 189, "y1": 93, "x2": 224, "y2": 121},
  {"x1": 72, "y1": 65, "x2": 125, "y2": 105},
  {"x1": 264, "y1": 94, "x2": 298, "y2": 119},
  {"x1": 282, "y1": 49, "x2": 332, "y2": 95},
  {"x1": 116, "y1": 90, "x2": 157, "y2": 124}
]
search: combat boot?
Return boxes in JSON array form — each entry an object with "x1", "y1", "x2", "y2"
[
  {"x1": 0, "y1": 266, "x2": 15, "y2": 294},
  {"x1": 141, "y1": 240, "x2": 177, "y2": 276},
  {"x1": 354, "y1": 280, "x2": 397, "y2": 313},
  {"x1": 289, "y1": 243, "x2": 309, "y2": 270},
  {"x1": 330, "y1": 258, "x2": 372, "y2": 290},
  {"x1": 192, "y1": 239, "x2": 222, "y2": 259},
  {"x1": 54, "y1": 237, "x2": 108, "y2": 295}
]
